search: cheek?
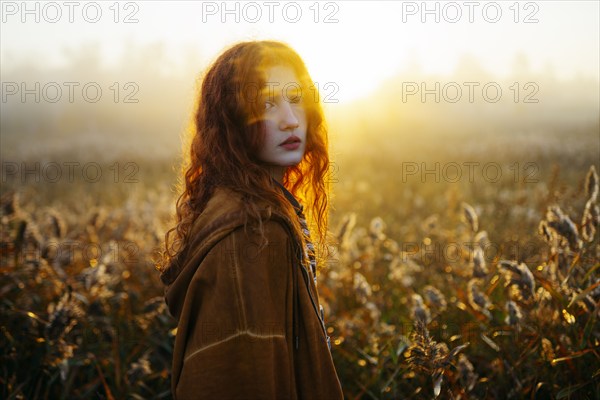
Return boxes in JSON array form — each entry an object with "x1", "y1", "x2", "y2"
[
  {"x1": 299, "y1": 108, "x2": 309, "y2": 130},
  {"x1": 262, "y1": 121, "x2": 279, "y2": 142}
]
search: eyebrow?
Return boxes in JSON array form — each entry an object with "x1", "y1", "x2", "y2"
[{"x1": 261, "y1": 85, "x2": 301, "y2": 100}]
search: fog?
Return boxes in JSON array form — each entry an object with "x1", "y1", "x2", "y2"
[{"x1": 1, "y1": 40, "x2": 598, "y2": 161}]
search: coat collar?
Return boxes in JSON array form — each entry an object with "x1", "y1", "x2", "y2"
[{"x1": 270, "y1": 177, "x2": 302, "y2": 213}]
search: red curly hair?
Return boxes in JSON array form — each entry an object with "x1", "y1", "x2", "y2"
[{"x1": 158, "y1": 40, "x2": 333, "y2": 273}]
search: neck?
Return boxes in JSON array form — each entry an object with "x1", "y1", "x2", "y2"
[{"x1": 266, "y1": 165, "x2": 285, "y2": 185}]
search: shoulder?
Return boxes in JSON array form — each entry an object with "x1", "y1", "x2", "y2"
[
  {"x1": 192, "y1": 186, "x2": 246, "y2": 232},
  {"x1": 185, "y1": 185, "x2": 302, "y2": 271},
  {"x1": 225, "y1": 218, "x2": 295, "y2": 257},
  {"x1": 201, "y1": 185, "x2": 298, "y2": 243}
]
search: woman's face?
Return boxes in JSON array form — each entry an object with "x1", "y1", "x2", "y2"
[{"x1": 256, "y1": 65, "x2": 307, "y2": 180}]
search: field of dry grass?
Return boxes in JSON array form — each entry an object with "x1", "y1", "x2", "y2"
[{"x1": 1, "y1": 126, "x2": 598, "y2": 399}]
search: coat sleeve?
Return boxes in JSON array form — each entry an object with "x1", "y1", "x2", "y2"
[{"x1": 174, "y1": 220, "x2": 296, "y2": 400}]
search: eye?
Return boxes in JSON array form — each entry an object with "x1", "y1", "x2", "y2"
[
  {"x1": 288, "y1": 94, "x2": 302, "y2": 104},
  {"x1": 264, "y1": 100, "x2": 275, "y2": 110}
]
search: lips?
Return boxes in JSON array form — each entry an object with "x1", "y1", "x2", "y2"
[{"x1": 280, "y1": 135, "x2": 301, "y2": 145}]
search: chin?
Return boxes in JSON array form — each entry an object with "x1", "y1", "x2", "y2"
[
  {"x1": 286, "y1": 155, "x2": 304, "y2": 166},
  {"x1": 278, "y1": 161, "x2": 300, "y2": 168}
]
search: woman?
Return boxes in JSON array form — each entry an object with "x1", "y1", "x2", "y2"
[{"x1": 158, "y1": 40, "x2": 344, "y2": 399}]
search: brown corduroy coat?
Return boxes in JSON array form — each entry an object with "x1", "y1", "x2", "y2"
[{"x1": 160, "y1": 185, "x2": 344, "y2": 400}]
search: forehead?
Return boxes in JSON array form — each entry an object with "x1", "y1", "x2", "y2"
[{"x1": 263, "y1": 65, "x2": 301, "y2": 87}]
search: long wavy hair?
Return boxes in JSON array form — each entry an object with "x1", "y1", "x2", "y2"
[{"x1": 158, "y1": 40, "x2": 333, "y2": 275}]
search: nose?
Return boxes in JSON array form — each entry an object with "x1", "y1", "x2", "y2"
[{"x1": 278, "y1": 102, "x2": 300, "y2": 131}]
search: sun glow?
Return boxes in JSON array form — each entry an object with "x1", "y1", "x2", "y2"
[{"x1": 2, "y1": 1, "x2": 598, "y2": 104}]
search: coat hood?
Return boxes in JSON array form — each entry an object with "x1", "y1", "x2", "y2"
[
  {"x1": 160, "y1": 181, "x2": 301, "y2": 314},
  {"x1": 159, "y1": 180, "x2": 319, "y2": 354}
]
